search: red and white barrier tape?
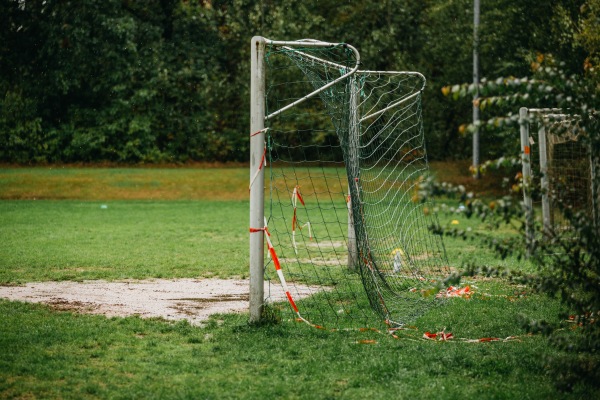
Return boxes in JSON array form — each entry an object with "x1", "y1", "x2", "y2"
[
  {"x1": 249, "y1": 128, "x2": 269, "y2": 191},
  {"x1": 250, "y1": 127, "x2": 269, "y2": 137},
  {"x1": 249, "y1": 144, "x2": 266, "y2": 192},
  {"x1": 250, "y1": 221, "x2": 301, "y2": 316},
  {"x1": 251, "y1": 213, "x2": 520, "y2": 342},
  {"x1": 291, "y1": 186, "x2": 312, "y2": 254},
  {"x1": 287, "y1": 319, "x2": 527, "y2": 345},
  {"x1": 436, "y1": 285, "x2": 472, "y2": 298}
]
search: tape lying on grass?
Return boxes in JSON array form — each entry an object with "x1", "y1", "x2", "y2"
[
  {"x1": 250, "y1": 228, "x2": 526, "y2": 344},
  {"x1": 288, "y1": 319, "x2": 527, "y2": 345}
]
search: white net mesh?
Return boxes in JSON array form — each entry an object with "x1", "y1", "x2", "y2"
[{"x1": 261, "y1": 41, "x2": 449, "y2": 327}]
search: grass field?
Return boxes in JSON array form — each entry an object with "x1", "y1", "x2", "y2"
[
  {"x1": 0, "y1": 165, "x2": 596, "y2": 399},
  {"x1": 0, "y1": 200, "x2": 248, "y2": 282}
]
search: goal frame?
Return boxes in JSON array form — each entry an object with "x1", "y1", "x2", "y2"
[
  {"x1": 519, "y1": 107, "x2": 597, "y2": 248},
  {"x1": 249, "y1": 36, "x2": 432, "y2": 325},
  {"x1": 249, "y1": 37, "x2": 361, "y2": 323}
]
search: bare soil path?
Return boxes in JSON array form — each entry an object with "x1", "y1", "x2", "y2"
[{"x1": 0, "y1": 279, "x2": 317, "y2": 325}]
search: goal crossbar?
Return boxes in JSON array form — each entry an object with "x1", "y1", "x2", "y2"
[
  {"x1": 264, "y1": 39, "x2": 361, "y2": 121},
  {"x1": 271, "y1": 43, "x2": 426, "y2": 122}
]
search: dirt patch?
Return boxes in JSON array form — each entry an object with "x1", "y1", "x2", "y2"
[{"x1": 0, "y1": 278, "x2": 322, "y2": 326}]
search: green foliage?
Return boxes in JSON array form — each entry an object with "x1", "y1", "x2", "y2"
[
  {"x1": 526, "y1": 210, "x2": 600, "y2": 390},
  {"x1": 0, "y1": 0, "x2": 237, "y2": 163},
  {"x1": 430, "y1": 9, "x2": 600, "y2": 386},
  {"x1": 0, "y1": 90, "x2": 48, "y2": 162},
  {"x1": 577, "y1": 0, "x2": 600, "y2": 62},
  {"x1": 1, "y1": 0, "x2": 596, "y2": 163},
  {"x1": 420, "y1": 161, "x2": 600, "y2": 391},
  {"x1": 439, "y1": 0, "x2": 598, "y2": 161}
]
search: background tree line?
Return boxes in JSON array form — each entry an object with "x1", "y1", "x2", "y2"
[{"x1": 0, "y1": 0, "x2": 592, "y2": 163}]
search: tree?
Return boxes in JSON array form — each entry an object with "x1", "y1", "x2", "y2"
[
  {"x1": 429, "y1": 0, "x2": 600, "y2": 390},
  {"x1": 0, "y1": 0, "x2": 595, "y2": 163}
]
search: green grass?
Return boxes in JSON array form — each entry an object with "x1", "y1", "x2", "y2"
[
  {"x1": 0, "y1": 200, "x2": 248, "y2": 282},
  {"x1": 0, "y1": 298, "x2": 590, "y2": 399},
  {"x1": 1, "y1": 166, "x2": 598, "y2": 399}
]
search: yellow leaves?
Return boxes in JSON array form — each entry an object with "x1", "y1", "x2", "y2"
[
  {"x1": 536, "y1": 53, "x2": 545, "y2": 63},
  {"x1": 391, "y1": 248, "x2": 406, "y2": 257},
  {"x1": 531, "y1": 53, "x2": 546, "y2": 71},
  {"x1": 441, "y1": 84, "x2": 465, "y2": 100},
  {"x1": 584, "y1": 57, "x2": 593, "y2": 71},
  {"x1": 469, "y1": 165, "x2": 480, "y2": 177},
  {"x1": 458, "y1": 124, "x2": 467, "y2": 136},
  {"x1": 357, "y1": 340, "x2": 377, "y2": 345}
]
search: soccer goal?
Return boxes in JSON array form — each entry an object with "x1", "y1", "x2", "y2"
[
  {"x1": 249, "y1": 37, "x2": 449, "y2": 328},
  {"x1": 519, "y1": 107, "x2": 598, "y2": 243}
]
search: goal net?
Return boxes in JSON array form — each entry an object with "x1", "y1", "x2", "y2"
[
  {"x1": 519, "y1": 107, "x2": 597, "y2": 240},
  {"x1": 250, "y1": 38, "x2": 449, "y2": 328}
]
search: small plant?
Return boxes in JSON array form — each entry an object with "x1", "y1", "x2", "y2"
[{"x1": 256, "y1": 303, "x2": 282, "y2": 326}]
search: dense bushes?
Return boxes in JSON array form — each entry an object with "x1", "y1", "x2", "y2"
[{"x1": 0, "y1": 0, "x2": 592, "y2": 163}]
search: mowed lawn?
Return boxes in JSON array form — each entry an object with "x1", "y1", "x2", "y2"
[
  {"x1": 0, "y1": 166, "x2": 597, "y2": 399},
  {"x1": 0, "y1": 200, "x2": 248, "y2": 282}
]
